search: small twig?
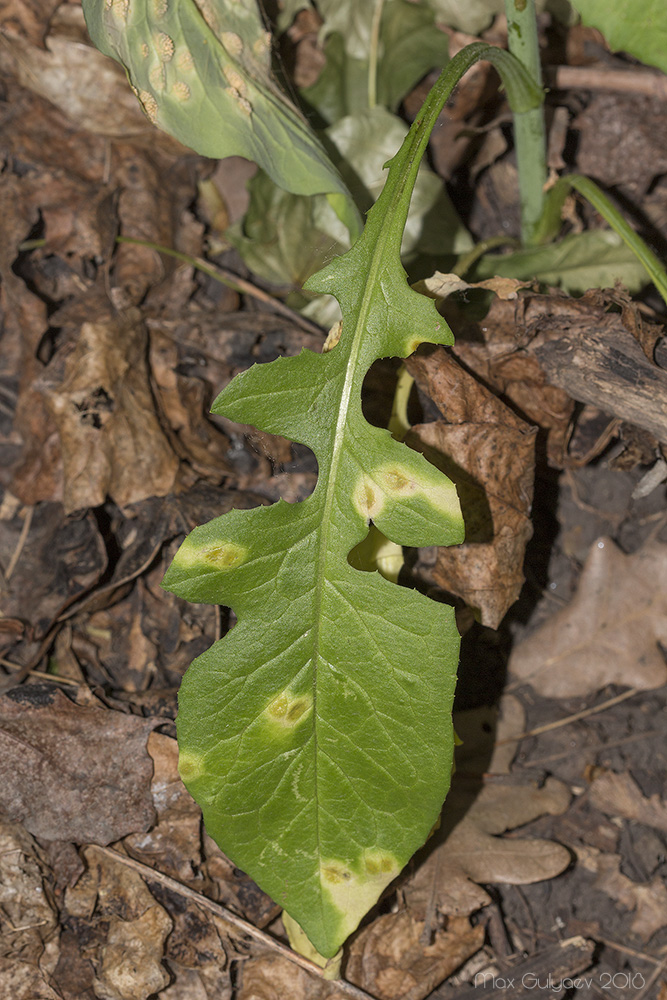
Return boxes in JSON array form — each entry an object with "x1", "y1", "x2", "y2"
[
  {"x1": 522, "y1": 727, "x2": 661, "y2": 767},
  {"x1": 26, "y1": 669, "x2": 80, "y2": 687},
  {"x1": 4, "y1": 506, "x2": 34, "y2": 581},
  {"x1": 549, "y1": 65, "x2": 667, "y2": 100},
  {"x1": 89, "y1": 846, "x2": 379, "y2": 1000},
  {"x1": 596, "y1": 936, "x2": 665, "y2": 967},
  {"x1": 496, "y1": 687, "x2": 640, "y2": 745},
  {"x1": 116, "y1": 237, "x2": 325, "y2": 339}
]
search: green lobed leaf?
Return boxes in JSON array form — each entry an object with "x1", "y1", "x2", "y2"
[
  {"x1": 163, "y1": 42, "x2": 541, "y2": 958},
  {"x1": 230, "y1": 106, "x2": 472, "y2": 293},
  {"x1": 570, "y1": 0, "x2": 667, "y2": 75},
  {"x1": 81, "y1": 0, "x2": 352, "y2": 203},
  {"x1": 471, "y1": 229, "x2": 652, "y2": 294},
  {"x1": 301, "y1": 0, "x2": 450, "y2": 123}
]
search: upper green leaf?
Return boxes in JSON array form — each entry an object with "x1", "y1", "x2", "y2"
[
  {"x1": 570, "y1": 0, "x2": 667, "y2": 75},
  {"x1": 81, "y1": 0, "x2": 351, "y2": 201}
]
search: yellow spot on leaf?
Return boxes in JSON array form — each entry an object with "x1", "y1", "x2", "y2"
[
  {"x1": 253, "y1": 31, "x2": 272, "y2": 58},
  {"x1": 140, "y1": 43, "x2": 149, "y2": 58},
  {"x1": 178, "y1": 752, "x2": 204, "y2": 782},
  {"x1": 353, "y1": 475, "x2": 384, "y2": 520},
  {"x1": 264, "y1": 691, "x2": 312, "y2": 728},
  {"x1": 323, "y1": 320, "x2": 342, "y2": 353},
  {"x1": 201, "y1": 542, "x2": 247, "y2": 570},
  {"x1": 321, "y1": 863, "x2": 353, "y2": 885},
  {"x1": 152, "y1": 0, "x2": 168, "y2": 15},
  {"x1": 319, "y1": 851, "x2": 400, "y2": 943},
  {"x1": 379, "y1": 466, "x2": 416, "y2": 496}
]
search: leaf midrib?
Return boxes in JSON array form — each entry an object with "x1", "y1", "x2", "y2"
[{"x1": 309, "y1": 169, "x2": 415, "y2": 914}]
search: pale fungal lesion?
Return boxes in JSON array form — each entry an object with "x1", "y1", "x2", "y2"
[
  {"x1": 221, "y1": 31, "x2": 243, "y2": 57},
  {"x1": 223, "y1": 67, "x2": 247, "y2": 95},
  {"x1": 171, "y1": 81, "x2": 191, "y2": 102},
  {"x1": 110, "y1": 0, "x2": 130, "y2": 21},
  {"x1": 226, "y1": 87, "x2": 252, "y2": 116},
  {"x1": 138, "y1": 91, "x2": 159, "y2": 124},
  {"x1": 140, "y1": 42, "x2": 149, "y2": 58},
  {"x1": 263, "y1": 690, "x2": 313, "y2": 728},
  {"x1": 177, "y1": 49, "x2": 194, "y2": 73},
  {"x1": 156, "y1": 31, "x2": 175, "y2": 61},
  {"x1": 252, "y1": 31, "x2": 272, "y2": 58},
  {"x1": 152, "y1": 0, "x2": 168, "y2": 16},
  {"x1": 149, "y1": 64, "x2": 166, "y2": 91}
]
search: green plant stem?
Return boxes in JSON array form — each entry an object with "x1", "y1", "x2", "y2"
[
  {"x1": 456, "y1": 235, "x2": 521, "y2": 278},
  {"x1": 544, "y1": 175, "x2": 667, "y2": 307},
  {"x1": 368, "y1": 0, "x2": 387, "y2": 109},
  {"x1": 504, "y1": 0, "x2": 548, "y2": 247}
]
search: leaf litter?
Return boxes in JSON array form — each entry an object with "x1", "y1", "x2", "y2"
[{"x1": 0, "y1": 1, "x2": 667, "y2": 997}]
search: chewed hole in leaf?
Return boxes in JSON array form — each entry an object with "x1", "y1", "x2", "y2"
[{"x1": 361, "y1": 357, "x2": 422, "y2": 431}]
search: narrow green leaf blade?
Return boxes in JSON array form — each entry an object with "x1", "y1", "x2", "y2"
[{"x1": 81, "y1": 0, "x2": 351, "y2": 200}]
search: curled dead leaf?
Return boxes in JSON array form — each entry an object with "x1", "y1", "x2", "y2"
[
  {"x1": 416, "y1": 271, "x2": 531, "y2": 301},
  {"x1": 588, "y1": 769, "x2": 667, "y2": 834},
  {"x1": 66, "y1": 846, "x2": 172, "y2": 1000},
  {"x1": 510, "y1": 537, "x2": 667, "y2": 697},
  {"x1": 407, "y1": 348, "x2": 535, "y2": 627},
  {"x1": 39, "y1": 314, "x2": 179, "y2": 512},
  {"x1": 576, "y1": 845, "x2": 667, "y2": 942},
  {"x1": 0, "y1": 820, "x2": 58, "y2": 965},
  {"x1": 346, "y1": 911, "x2": 484, "y2": 1000},
  {"x1": 404, "y1": 697, "x2": 571, "y2": 919}
]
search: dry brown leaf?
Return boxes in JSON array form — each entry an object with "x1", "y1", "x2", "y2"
[
  {"x1": 236, "y1": 953, "x2": 332, "y2": 1000},
  {"x1": 0, "y1": 820, "x2": 58, "y2": 964},
  {"x1": 0, "y1": 5, "x2": 175, "y2": 141},
  {"x1": 509, "y1": 537, "x2": 667, "y2": 697},
  {"x1": 0, "y1": 687, "x2": 157, "y2": 843},
  {"x1": 160, "y1": 964, "x2": 232, "y2": 1000},
  {"x1": 0, "y1": 501, "x2": 106, "y2": 657},
  {"x1": 0, "y1": 0, "x2": 60, "y2": 46},
  {"x1": 0, "y1": 960, "x2": 64, "y2": 1000},
  {"x1": 588, "y1": 770, "x2": 667, "y2": 834},
  {"x1": 404, "y1": 697, "x2": 571, "y2": 919},
  {"x1": 346, "y1": 911, "x2": 484, "y2": 1000},
  {"x1": 407, "y1": 348, "x2": 535, "y2": 627},
  {"x1": 445, "y1": 294, "x2": 578, "y2": 466},
  {"x1": 39, "y1": 313, "x2": 179, "y2": 512},
  {"x1": 124, "y1": 732, "x2": 203, "y2": 882},
  {"x1": 417, "y1": 271, "x2": 531, "y2": 301},
  {"x1": 66, "y1": 846, "x2": 171, "y2": 1000},
  {"x1": 577, "y1": 845, "x2": 667, "y2": 942}
]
